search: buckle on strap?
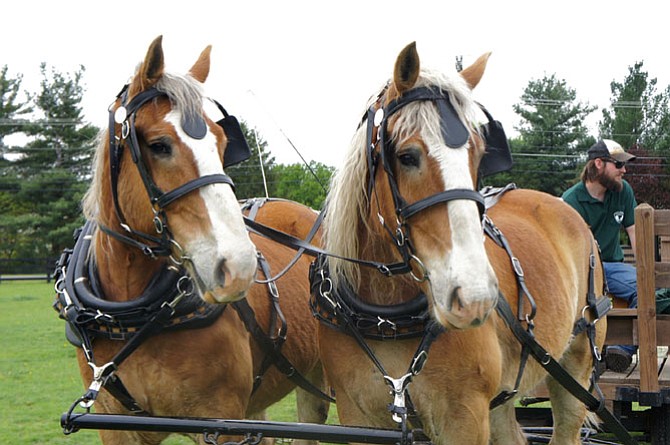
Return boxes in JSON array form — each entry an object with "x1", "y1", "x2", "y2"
[{"x1": 588, "y1": 296, "x2": 612, "y2": 321}]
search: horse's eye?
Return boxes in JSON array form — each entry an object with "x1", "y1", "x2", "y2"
[
  {"x1": 398, "y1": 150, "x2": 420, "y2": 168},
  {"x1": 149, "y1": 141, "x2": 172, "y2": 156}
]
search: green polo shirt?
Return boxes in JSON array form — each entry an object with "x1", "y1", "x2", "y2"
[{"x1": 562, "y1": 180, "x2": 637, "y2": 262}]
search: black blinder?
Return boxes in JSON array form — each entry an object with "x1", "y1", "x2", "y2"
[
  {"x1": 477, "y1": 105, "x2": 512, "y2": 178},
  {"x1": 382, "y1": 87, "x2": 470, "y2": 149},
  {"x1": 437, "y1": 98, "x2": 469, "y2": 148},
  {"x1": 213, "y1": 100, "x2": 251, "y2": 168},
  {"x1": 181, "y1": 113, "x2": 208, "y2": 140}
]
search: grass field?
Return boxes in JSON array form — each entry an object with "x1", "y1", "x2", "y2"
[
  {"x1": 0, "y1": 281, "x2": 321, "y2": 445},
  {"x1": 0, "y1": 280, "x2": 648, "y2": 444}
]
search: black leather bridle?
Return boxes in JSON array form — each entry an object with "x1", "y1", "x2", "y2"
[
  {"x1": 363, "y1": 86, "x2": 486, "y2": 276},
  {"x1": 102, "y1": 84, "x2": 250, "y2": 259}
]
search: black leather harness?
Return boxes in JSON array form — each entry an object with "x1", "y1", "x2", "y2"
[
  {"x1": 55, "y1": 201, "x2": 335, "y2": 416},
  {"x1": 54, "y1": 222, "x2": 224, "y2": 346},
  {"x1": 101, "y1": 84, "x2": 249, "y2": 260},
  {"x1": 307, "y1": 183, "x2": 637, "y2": 444},
  {"x1": 53, "y1": 221, "x2": 225, "y2": 414},
  {"x1": 309, "y1": 255, "x2": 431, "y2": 340}
]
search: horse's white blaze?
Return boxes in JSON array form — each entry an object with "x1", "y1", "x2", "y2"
[
  {"x1": 166, "y1": 111, "x2": 257, "y2": 302},
  {"x1": 426, "y1": 138, "x2": 498, "y2": 328}
]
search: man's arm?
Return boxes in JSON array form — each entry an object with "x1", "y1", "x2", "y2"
[{"x1": 626, "y1": 224, "x2": 636, "y2": 258}]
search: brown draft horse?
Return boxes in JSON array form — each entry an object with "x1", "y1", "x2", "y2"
[
  {"x1": 70, "y1": 36, "x2": 327, "y2": 444},
  {"x1": 316, "y1": 42, "x2": 607, "y2": 445}
]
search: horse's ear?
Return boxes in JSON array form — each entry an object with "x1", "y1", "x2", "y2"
[
  {"x1": 129, "y1": 35, "x2": 165, "y2": 96},
  {"x1": 393, "y1": 42, "x2": 420, "y2": 95},
  {"x1": 189, "y1": 45, "x2": 212, "y2": 83},
  {"x1": 459, "y1": 52, "x2": 491, "y2": 89}
]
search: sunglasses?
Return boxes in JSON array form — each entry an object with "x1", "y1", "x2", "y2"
[{"x1": 602, "y1": 158, "x2": 627, "y2": 169}]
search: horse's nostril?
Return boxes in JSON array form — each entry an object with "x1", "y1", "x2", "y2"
[
  {"x1": 447, "y1": 286, "x2": 463, "y2": 311},
  {"x1": 215, "y1": 258, "x2": 228, "y2": 285}
]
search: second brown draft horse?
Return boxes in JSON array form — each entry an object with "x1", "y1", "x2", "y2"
[{"x1": 312, "y1": 43, "x2": 607, "y2": 445}]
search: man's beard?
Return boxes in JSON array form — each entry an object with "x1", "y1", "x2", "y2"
[{"x1": 598, "y1": 171, "x2": 623, "y2": 192}]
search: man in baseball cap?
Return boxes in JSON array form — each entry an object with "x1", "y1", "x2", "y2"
[
  {"x1": 587, "y1": 139, "x2": 637, "y2": 164},
  {"x1": 563, "y1": 139, "x2": 638, "y2": 372}
]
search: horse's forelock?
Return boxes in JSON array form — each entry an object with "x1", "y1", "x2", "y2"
[
  {"x1": 156, "y1": 72, "x2": 205, "y2": 122},
  {"x1": 393, "y1": 69, "x2": 478, "y2": 147}
]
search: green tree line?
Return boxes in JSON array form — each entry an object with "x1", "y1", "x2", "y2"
[
  {"x1": 482, "y1": 61, "x2": 670, "y2": 208},
  {"x1": 1, "y1": 59, "x2": 669, "y2": 273}
]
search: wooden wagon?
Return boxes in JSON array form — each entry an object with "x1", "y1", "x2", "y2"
[{"x1": 518, "y1": 203, "x2": 670, "y2": 444}]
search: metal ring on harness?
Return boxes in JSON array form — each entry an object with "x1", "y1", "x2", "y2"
[
  {"x1": 395, "y1": 224, "x2": 406, "y2": 247},
  {"x1": 55, "y1": 270, "x2": 66, "y2": 293},
  {"x1": 169, "y1": 239, "x2": 189, "y2": 266},
  {"x1": 121, "y1": 120, "x2": 130, "y2": 139},
  {"x1": 581, "y1": 304, "x2": 601, "y2": 324},
  {"x1": 540, "y1": 353, "x2": 551, "y2": 366},
  {"x1": 153, "y1": 214, "x2": 165, "y2": 234},
  {"x1": 176, "y1": 275, "x2": 194, "y2": 296},
  {"x1": 408, "y1": 254, "x2": 429, "y2": 283}
]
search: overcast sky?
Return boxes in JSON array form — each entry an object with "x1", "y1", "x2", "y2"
[{"x1": 2, "y1": 0, "x2": 668, "y2": 167}]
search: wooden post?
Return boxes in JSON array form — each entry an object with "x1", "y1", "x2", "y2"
[{"x1": 635, "y1": 203, "x2": 659, "y2": 396}]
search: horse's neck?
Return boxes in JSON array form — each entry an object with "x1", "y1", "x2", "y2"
[
  {"x1": 356, "y1": 270, "x2": 418, "y2": 306},
  {"x1": 355, "y1": 229, "x2": 418, "y2": 305},
  {"x1": 93, "y1": 232, "x2": 163, "y2": 302}
]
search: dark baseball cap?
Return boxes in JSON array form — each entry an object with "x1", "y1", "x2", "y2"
[{"x1": 587, "y1": 139, "x2": 636, "y2": 162}]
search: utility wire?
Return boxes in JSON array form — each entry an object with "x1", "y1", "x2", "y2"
[{"x1": 246, "y1": 90, "x2": 327, "y2": 192}]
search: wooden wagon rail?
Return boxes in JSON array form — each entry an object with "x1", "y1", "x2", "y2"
[
  {"x1": 593, "y1": 204, "x2": 670, "y2": 444},
  {"x1": 601, "y1": 204, "x2": 670, "y2": 407}
]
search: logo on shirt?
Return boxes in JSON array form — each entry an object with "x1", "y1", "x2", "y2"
[{"x1": 614, "y1": 211, "x2": 624, "y2": 224}]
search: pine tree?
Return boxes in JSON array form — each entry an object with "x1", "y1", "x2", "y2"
[
  {"x1": 9, "y1": 64, "x2": 98, "y2": 178},
  {"x1": 600, "y1": 61, "x2": 670, "y2": 152},
  {"x1": 600, "y1": 61, "x2": 670, "y2": 208},
  {"x1": 0, "y1": 65, "x2": 33, "y2": 159},
  {"x1": 0, "y1": 66, "x2": 34, "y2": 264},
  {"x1": 5, "y1": 64, "x2": 98, "y2": 258},
  {"x1": 508, "y1": 74, "x2": 596, "y2": 195}
]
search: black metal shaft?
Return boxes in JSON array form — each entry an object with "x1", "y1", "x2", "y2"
[{"x1": 62, "y1": 413, "x2": 409, "y2": 444}]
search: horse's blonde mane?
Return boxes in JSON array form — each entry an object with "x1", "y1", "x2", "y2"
[
  {"x1": 82, "y1": 130, "x2": 108, "y2": 221},
  {"x1": 324, "y1": 67, "x2": 480, "y2": 288},
  {"x1": 82, "y1": 72, "x2": 206, "y2": 222}
]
